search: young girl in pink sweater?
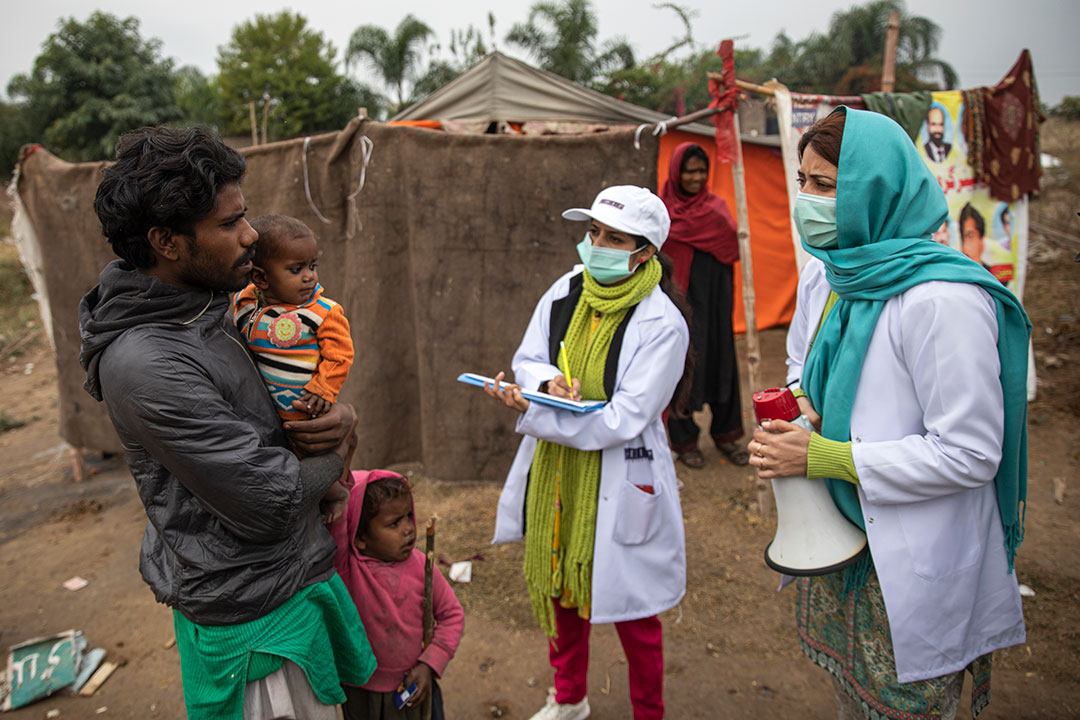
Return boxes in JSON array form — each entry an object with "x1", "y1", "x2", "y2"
[{"x1": 330, "y1": 470, "x2": 464, "y2": 719}]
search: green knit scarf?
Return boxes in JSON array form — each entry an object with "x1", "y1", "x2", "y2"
[{"x1": 525, "y1": 258, "x2": 662, "y2": 636}]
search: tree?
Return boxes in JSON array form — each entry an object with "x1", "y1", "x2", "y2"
[
  {"x1": 777, "y1": 0, "x2": 957, "y2": 95},
  {"x1": 0, "y1": 101, "x2": 34, "y2": 175},
  {"x1": 174, "y1": 66, "x2": 221, "y2": 130},
  {"x1": 412, "y1": 15, "x2": 500, "y2": 102},
  {"x1": 505, "y1": 0, "x2": 634, "y2": 86},
  {"x1": 595, "y1": 0, "x2": 957, "y2": 116},
  {"x1": 1050, "y1": 96, "x2": 1080, "y2": 121},
  {"x1": 6, "y1": 12, "x2": 181, "y2": 162},
  {"x1": 346, "y1": 15, "x2": 435, "y2": 113},
  {"x1": 217, "y1": 11, "x2": 373, "y2": 141}
]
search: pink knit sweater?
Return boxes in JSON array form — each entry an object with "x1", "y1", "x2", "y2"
[{"x1": 330, "y1": 470, "x2": 464, "y2": 691}]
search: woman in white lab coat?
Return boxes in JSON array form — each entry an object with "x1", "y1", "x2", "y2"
[
  {"x1": 486, "y1": 185, "x2": 690, "y2": 720},
  {"x1": 751, "y1": 108, "x2": 1030, "y2": 719}
]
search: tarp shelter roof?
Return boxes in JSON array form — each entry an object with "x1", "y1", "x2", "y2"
[{"x1": 392, "y1": 51, "x2": 754, "y2": 141}]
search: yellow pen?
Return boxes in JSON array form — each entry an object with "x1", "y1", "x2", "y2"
[{"x1": 558, "y1": 341, "x2": 575, "y2": 399}]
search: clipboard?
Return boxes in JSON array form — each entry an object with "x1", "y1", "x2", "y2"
[{"x1": 457, "y1": 373, "x2": 605, "y2": 413}]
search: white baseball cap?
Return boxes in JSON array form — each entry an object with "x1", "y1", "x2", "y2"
[{"x1": 562, "y1": 185, "x2": 671, "y2": 249}]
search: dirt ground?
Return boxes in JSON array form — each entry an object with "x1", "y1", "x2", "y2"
[{"x1": 2, "y1": 123, "x2": 1080, "y2": 718}]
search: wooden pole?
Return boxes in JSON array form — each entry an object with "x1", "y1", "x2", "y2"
[
  {"x1": 729, "y1": 110, "x2": 768, "y2": 515},
  {"x1": 248, "y1": 101, "x2": 258, "y2": 146},
  {"x1": 881, "y1": 10, "x2": 901, "y2": 93},
  {"x1": 421, "y1": 517, "x2": 435, "y2": 720},
  {"x1": 260, "y1": 100, "x2": 270, "y2": 146}
]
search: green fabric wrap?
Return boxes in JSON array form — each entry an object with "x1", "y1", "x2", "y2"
[
  {"x1": 524, "y1": 258, "x2": 662, "y2": 636},
  {"x1": 800, "y1": 108, "x2": 1031, "y2": 571},
  {"x1": 172, "y1": 574, "x2": 376, "y2": 719},
  {"x1": 859, "y1": 91, "x2": 933, "y2": 140}
]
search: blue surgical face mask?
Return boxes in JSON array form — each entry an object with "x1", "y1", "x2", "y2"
[
  {"x1": 576, "y1": 235, "x2": 646, "y2": 284},
  {"x1": 793, "y1": 192, "x2": 839, "y2": 249}
]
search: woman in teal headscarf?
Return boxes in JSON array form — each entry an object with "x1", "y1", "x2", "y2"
[{"x1": 749, "y1": 108, "x2": 1030, "y2": 720}]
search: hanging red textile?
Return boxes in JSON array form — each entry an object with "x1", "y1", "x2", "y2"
[
  {"x1": 983, "y1": 49, "x2": 1043, "y2": 201},
  {"x1": 708, "y1": 40, "x2": 739, "y2": 165}
]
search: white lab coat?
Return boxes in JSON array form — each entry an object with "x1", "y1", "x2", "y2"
[
  {"x1": 492, "y1": 267, "x2": 689, "y2": 624},
  {"x1": 786, "y1": 258, "x2": 1025, "y2": 683}
]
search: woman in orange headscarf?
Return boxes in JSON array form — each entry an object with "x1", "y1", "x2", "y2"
[{"x1": 660, "y1": 142, "x2": 748, "y2": 468}]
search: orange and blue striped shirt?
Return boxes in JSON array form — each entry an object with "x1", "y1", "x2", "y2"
[{"x1": 232, "y1": 283, "x2": 354, "y2": 420}]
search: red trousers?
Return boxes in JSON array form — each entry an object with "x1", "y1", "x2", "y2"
[{"x1": 549, "y1": 603, "x2": 665, "y2": 720}]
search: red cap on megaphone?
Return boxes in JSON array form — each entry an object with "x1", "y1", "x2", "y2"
[{"x1": 752, "y1": 387, "x2": 800, "y2": 424}]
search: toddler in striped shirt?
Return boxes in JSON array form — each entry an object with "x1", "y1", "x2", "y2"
[{"x1": 233, "y1": 214, "x2": 354, "y2": 422}]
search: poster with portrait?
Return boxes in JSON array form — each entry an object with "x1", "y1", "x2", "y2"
[
  {"x1": 918, "y1": 91, "x2": 1029, "y2": 297},
  {"x1": 774, "y1": 88, "x2": 1029, "y2": 299}
]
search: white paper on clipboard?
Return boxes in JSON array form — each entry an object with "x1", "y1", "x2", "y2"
[{"x1": 457, "y1": 373, "x2": 606, "y2": 413}]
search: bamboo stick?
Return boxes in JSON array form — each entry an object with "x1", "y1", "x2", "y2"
[
  {"x1": 729, "y1": 110, "x2": 768, "y2": 515},
  {"x1": 249, "y1": 101, "x2": 257, "y2": 147},
  {"x1": 707, "y1": 73, "x2": 778, "y2": 97},
  {"x1": 421, "y1": 517, "x2": 435, "y2": 720},
  {"x1": 261, "y1": 100, "x2": 270, "y2": 146},
  {"x1": 881, "y1": 11, "x2": 901, "y2": 93}
]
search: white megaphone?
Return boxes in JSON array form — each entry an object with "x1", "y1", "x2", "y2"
[{"x1": 753, "y1": 387, "x2": 868, "y2": 575}]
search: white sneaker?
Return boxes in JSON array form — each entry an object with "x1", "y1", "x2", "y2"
[{"x1": 528, "y1": 694, "x2": 590, "y2": 720}]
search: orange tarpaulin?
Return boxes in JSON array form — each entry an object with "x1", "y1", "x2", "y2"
[
  {"x1": 387, "y1": 120, "x2": 443, "y2": 129},
  {"x1": 657, "y1": 129, "x2": 798, "y2": 333}
]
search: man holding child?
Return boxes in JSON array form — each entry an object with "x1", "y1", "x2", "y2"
[{"x1": 78, "y1": 126, "x2": 375, "y2": 719}]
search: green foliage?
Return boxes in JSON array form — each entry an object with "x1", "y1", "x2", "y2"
[
  {"x1": 1050, "y1": 97, "x2": 1080, "y2": 121},
  {"x1": 743, "y1": 0, "x2": 956, "y2": 95},
  {"x1": 505, "y1": 0, "x2": 634, "y2": 86},
  {"x1": 173, "y1": 66, "x2": 221, "y2": 131},
  {"x1": 0, "y1": 410, "x2": 25, "y2": 433},
  {"x1": 6, "y1": 12, "x2": 181, "y2": 162},
  {"x1": 0, "y1": 101, "x2": 34, "y2": 176},
  {"x1": 346, "y1": 15, "x2": 435, "y2": 113},
  {"x1": 595, "y1": 0, "x2": 955, "y2": 116},
  {"x1": 217, "y1": 11, "x2": 371, "y2": 140},
  {"x1": 413, "y1": 19, "x2": 501, "y2": 102}
]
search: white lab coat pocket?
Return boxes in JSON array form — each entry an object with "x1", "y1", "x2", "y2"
[
  {"x1": 613, "y1": 479, "x2": 664, "y2": 546},
  {"x1": 897, "y1": 495, "x2": 981, "y2": 581}
]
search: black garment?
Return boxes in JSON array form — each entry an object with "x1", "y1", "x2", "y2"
[
  {"x1": 667, "y1": 249, "x2": 743, "y2": 450},
  {"x1": 342, "y1": 681, "x2": 445, "y2": 720},
  {"x1": 79, "y1": 260, "x2": 342, "y2": 625}
]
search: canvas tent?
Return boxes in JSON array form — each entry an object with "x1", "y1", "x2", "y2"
[
  {"x1": 391, "y1": 51, "x2": 722, "y2": 135},
  {"x1": 391, "y1": 52, "x2": 800, "y2": 335}
]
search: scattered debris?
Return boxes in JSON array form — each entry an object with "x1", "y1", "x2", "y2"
[
  {"x1": 706, "y1": 642, "x2": 720, "y2": 657},
  {"x1": 599, "y1": 659, "x2": 626, "y2": 696},
  {"x1": 488, "y1": 703, "x2": 506, "y2": 718},
  {"x1": 78, "y1": 661, "x2": 119, "y2": 697},
  {"x1": 46, "y1": 710, "x2": 60, "y2": 719},
  {"x1": 2, "y1": 630, "x2": 85, "y2": 710},
  {"x1": 62, "y1": 576, "x2": 89, "y2": 592},
  {"x1": 1019, "y1": 584, "x2": 1036, "y2": 597},
  {"x1": 23, "y1": 362, "x2": 34, "y2": 375},
  {"x1": 96, "y1": 707, "x2": 108, "y2": 714},
  {"x1": 526, "y1": 676, "x2": 538, "y2": 688},
  {"x1": 70, "y1": 649, "x2": 107, "y2": 694},
  {"x1": 50, "y1": 500, "x2": 103, "y2": 523},
  {"x1": 1053, "y1": 476, "x2": 1066, "y2": 505},
  {"x1": 163, "y1": 637, "x2": 176, "y2": 650},
  {"x1": 448, "y1": 561, "x2": 472, "y2": 583}
]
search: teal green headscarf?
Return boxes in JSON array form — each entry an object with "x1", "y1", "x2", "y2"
[{"x1": 801, "y1": 108, "x2": 1031, "y2": 571}]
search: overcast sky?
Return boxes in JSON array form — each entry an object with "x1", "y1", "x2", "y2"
[{"x1": 2, "y1": 0, "x2": 1077, "y2": 105}]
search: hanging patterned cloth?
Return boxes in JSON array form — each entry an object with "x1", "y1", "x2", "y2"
[{"x1": 965, "y1": 50, "x2": 1044, "y2": 202}]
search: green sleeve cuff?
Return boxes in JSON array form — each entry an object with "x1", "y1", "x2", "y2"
[
  {"x1": 806, "y1": 433, "x2": 859, "y2": 484},
  {"x1": 791, "y1": 388, "x2": 807, "y2": 400}
]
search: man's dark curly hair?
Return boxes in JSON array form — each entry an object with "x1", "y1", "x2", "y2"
[{"x1": 93, "y1": 126, "x2": 247, "y2": 269}]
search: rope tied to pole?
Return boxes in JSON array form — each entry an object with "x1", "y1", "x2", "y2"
[
  {"x1": 345, "y1": 135, "x2": 375, "y2": 240},
  {"x1": 302, "y1": 136, "x2": 333, "y2": 226}
]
